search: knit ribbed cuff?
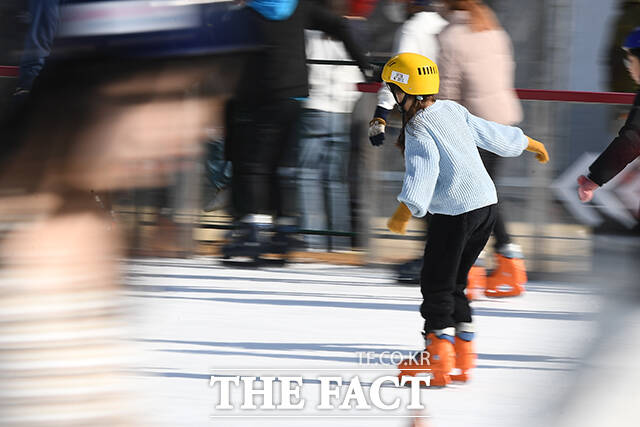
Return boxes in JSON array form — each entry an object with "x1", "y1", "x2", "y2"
[
  {"x1": 374, "y1": 105, "x2": 392, "y2": 121},
  {"x1": 587, "y1": 171, "x2": 605, "y2": 187}
]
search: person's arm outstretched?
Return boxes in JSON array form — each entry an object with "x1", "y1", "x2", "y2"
[
  {"x1": 578, "y1": 96, "x2": 640, "y2": 202},
  {"x1": 463, "y1": 105, "x2": 549, "y2": 162}
]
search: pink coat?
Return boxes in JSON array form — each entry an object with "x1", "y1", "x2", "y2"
[{"x1": 437, "y1": 12, "x2": 523, "y2": 126}]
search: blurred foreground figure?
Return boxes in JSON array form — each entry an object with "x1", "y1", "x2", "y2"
[
  {"x1": 223, "y1": 0, "x2": 374, "y2": 262},
  {"x1": 0, "y1": 1, "x2": 256, "y2": 424}
]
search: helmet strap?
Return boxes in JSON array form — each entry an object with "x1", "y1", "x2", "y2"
[
  {"x1": 388, "y1": 82, "x2": 409, "y2": 110},
  {"x1": 388, "y1": 83, "x2": 424, "y2": 110},
  {"x1": 398, "y1": 94, "x2": 410, "y2": 110}
]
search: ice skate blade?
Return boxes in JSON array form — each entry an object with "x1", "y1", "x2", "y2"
[
  {"x1": 396, "y1": 278, "x2": 420, "y2": 286},
  {"x1": 450, "y1": 373, "x2": 470, "y2": 383},
  {"x1": 221, "y1": 258, "x2": 286, "y2": 268},
  {"x1": 484, "y1": 288, "x2": 524, "y2": 298}
]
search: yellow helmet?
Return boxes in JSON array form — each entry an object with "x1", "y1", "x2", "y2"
[{"x1": 381, "y1": 52, "x2": 439, "y2": 95}]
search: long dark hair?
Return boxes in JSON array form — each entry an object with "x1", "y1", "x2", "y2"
[{"x1": 395, "y1": 95, "x2": 436, "y2": 154}]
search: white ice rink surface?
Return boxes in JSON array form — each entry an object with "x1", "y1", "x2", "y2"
[{"x1": 124, "y1": 258, "x2": 600, "y2": 427}]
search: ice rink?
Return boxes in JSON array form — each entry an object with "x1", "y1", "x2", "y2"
[{"x1": 126, "y1": 258, "x2": 600, "y2": 426}]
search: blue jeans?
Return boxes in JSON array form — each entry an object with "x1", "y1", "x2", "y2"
[
  {"x1": 18, "y1": 0, "x2": 60, "y2": 90},
  {"x1": 205, "y1": 139, "x2": 232, "y2": 190},
  {"x1": 298, "y1": 109, "x2": 352, "y2": 250}
]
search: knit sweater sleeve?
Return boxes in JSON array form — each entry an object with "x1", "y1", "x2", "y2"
[
  {"x1": 397, "y1": 126, "x2": 440, "y2": 218},
  {"x1": 462, "y1": 104, "x2": 528, "y2": 157}
]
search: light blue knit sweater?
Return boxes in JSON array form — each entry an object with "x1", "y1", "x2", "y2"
[{"x1": 398, "y1": 100, "x2": 528, "y2": 217}]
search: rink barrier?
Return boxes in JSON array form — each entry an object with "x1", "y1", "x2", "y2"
[
  {"x1": 130, "y1": 214, "x2": 590, "y2": 242},
  {"x1": 2, "y1": 63, "x2": 634, "y2": 104},
  {"x1": 306, "y1": 59, "x2": 636, "y2": 104},
  {"x1": 0, "y1": 66, "x2": 18, "y2": 78},
  {"x1": 355, "y1": 82, "x2": 636, "y2": 104}
]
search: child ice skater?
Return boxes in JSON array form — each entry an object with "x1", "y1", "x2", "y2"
[
  {"x1": 577, "y1": 27, "x2": 640, "y2": 205},
  {"x1": 382, "y1": 53, "x2": 549, "y2": 386}
]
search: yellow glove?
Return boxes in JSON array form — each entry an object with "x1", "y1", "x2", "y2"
[
  {"x1": 387, "y1": 203, "x2": 412, "y2": 234},
  {"x1": 526, "y1": 137, "x2": 549, "y2": 163}
]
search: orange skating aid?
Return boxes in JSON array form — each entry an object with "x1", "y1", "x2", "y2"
[
  {"x1": 466, "y1": 265, "x2": 487, "y2": 300},
  {"x1": 450, "y1": 336, "x2": 475, "y2": 382},
  {"x1": 485, "y1": 254, "x2": 527, "y2": 298},
  {"x1": 398, "y1": 333, "x2": 454, "y2": 387}
]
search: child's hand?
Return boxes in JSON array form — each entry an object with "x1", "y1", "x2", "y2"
[
  {"x1": 577, "y1": 175, "x2": 599, "y2": 202},
  {"x1": 526, "y1": 137, "x2": 549, "y2": 163},
  {"x1": 387, "y1": 203, "x2": 411, "y2": 234}
]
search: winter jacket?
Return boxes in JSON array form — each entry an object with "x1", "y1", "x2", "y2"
[
  {"x1": 437, "y1": 11, "x2": 522, "y2": 126},
  {"x1": 248, "y1": 0, "x2": 299, "y2": 20},
  {"x1": 239, "y1": 0, "x2": 369, "y2": 102},
  {"x1": 398, "y1": 100, "x2": 528, "y2": 217},
  {"x1": 376, "y1": 11, "x2": 448, "y2": 111},
  {"x1": 588, "y1": 91, "x2": 640, "y2": 186}
]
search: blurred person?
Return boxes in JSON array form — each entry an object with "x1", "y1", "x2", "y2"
[
  {"x1": 358, "y1": 0, "x2": 412, "y2": 50},
  {"x1": 134, "y1": 187, "x2": 188, "y2": 257},
  {"x1": 202, "y1": 135, "x2": 232, "y2": 212},
  {"x1": 298, "y1": 23, "x2": 364, "y2": 251},
  {"x1": 13, "y1": 0, "x2": 61, "y2": 102},
  {"x1": 201, "y1": 99, "x2": 236, "y2": 213},
  {"x1": 223, "y1": 0, "x2": 376, "y2": 261},
  {"x1": 381, "y1": 53, "x2": 548, "y2": 386},
  {"x1": 578, "y1": 27, "x2": 640, "y2": 215},
  {"x1": 366, "y1": 0, "x2": 447, "y2": 280},
  {"x1": 348, "y1": 0, "x2": 377, "y2": 17},
  {"x1": 0, "y1": 1, "x2": 256, "y2": 423},
  {"x1": 605, "y1": 0, "x2": 640, "y2": 93},
  {"x1": 436, "y1": 0, "x2": 526, "y2": 297},
  {"x1": 368, "y1": 0, "x2": 447, "y2": 147},
  {"x1": 347, "y1": 0, "x2": 407, "y2": 252}
]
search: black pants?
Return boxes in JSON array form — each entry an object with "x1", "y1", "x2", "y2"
[
  {"x1": 420, "y1": 204, "x2": 497, "y2": 332},
  {"x1": 227, "y1": 98, "x2": 301, "y2": 219},
  {"x1": 479, "y1": 149, "x2": 511, "y2": 249}
]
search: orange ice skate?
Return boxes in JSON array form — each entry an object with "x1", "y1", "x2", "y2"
[
  {"x1": 450, "y1": 324, "x2": 475, "y2": 382},
  {"x1": 466, "y1": 252, "x2": 487, "y2": 300},
  {"x1": 485, "y1": 244, "x2": 527, "y2": 298},
  {"x1": 466, "y1": 265, "x2": 487, "y2": 300},
  {"x1": 398, "y1": 332, "x2": 455, "y2": 387}
]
